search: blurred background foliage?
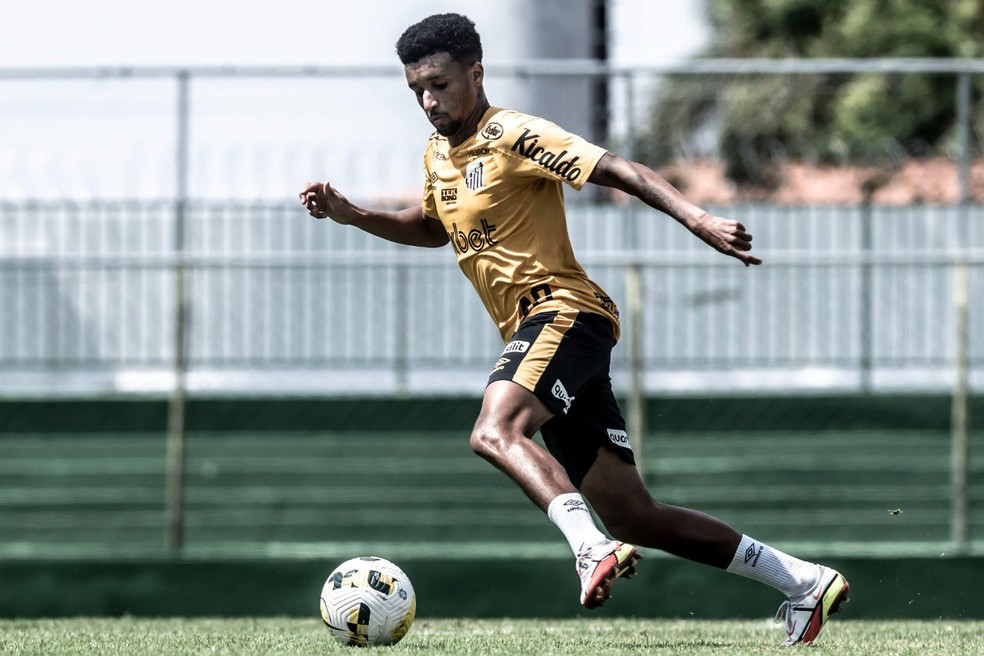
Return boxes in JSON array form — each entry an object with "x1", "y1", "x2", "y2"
[{"x1": 638, "y1": 0, "x2": 984, "y2": 183}]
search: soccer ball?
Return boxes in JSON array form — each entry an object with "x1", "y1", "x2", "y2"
[{"x1": 319, "y1": 556, "x2": 416, "y2": 647}]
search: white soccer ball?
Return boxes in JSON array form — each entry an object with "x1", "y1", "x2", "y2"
[{"x1": 319, "y1": 556, "x2": 417, "y2": 647}]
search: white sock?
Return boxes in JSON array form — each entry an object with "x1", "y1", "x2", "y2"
[
  {"x1": 547, "y1": 493, "x2": 608, "y2": 554},
  {"x1": 726, "y1": 534, "x2": 821, "y2": 599}
]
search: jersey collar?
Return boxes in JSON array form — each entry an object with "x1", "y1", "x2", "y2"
[{"x1": 448, "y1": 106, "x2": 501, "y2": 154}]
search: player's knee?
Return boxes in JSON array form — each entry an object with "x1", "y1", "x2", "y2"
[{"x1": 469, "y1": 424, "x2": 507, "y2": 461}]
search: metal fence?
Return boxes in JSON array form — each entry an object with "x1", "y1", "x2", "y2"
[
  {"x1": 1, "y1": 61, "x2": 982, "y2": 557},
  {"x1": 2, "y1": 59, "x2": 982, "y2": 396},
  {"x1": 1, "y1": 200, "x2": 982, "y2": 395}
]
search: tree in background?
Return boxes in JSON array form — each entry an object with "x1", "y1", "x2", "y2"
[{"x1": 639, "y1": 0, "x2": 984, "y2": 185}]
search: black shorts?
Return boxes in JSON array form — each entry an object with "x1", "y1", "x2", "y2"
[{"x1": 486, "y1": 309, "x2": 636, "y2": 488}]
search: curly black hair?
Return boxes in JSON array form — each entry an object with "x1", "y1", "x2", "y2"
[{"x1": 396, "y1": 13, "x2": 483, "y2": 65}]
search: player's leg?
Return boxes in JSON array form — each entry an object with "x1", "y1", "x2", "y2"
[
  {"x1": 469, "y1": 378, "x2": 571, "y2": 511},
  {"x1": 471, "y1": 380, "x2": 634, "y2": 609},
  {"x1": 582, "y1": 440, "x2": 828, "y2": 589},
  {"x1": 580, "y1": 448, "x2": 741, "y2": 567},
  {"x1": 475, "y1": 309, "x2": 609, "y2": 512},
  {"x1": 538, "y1": 374, "x2": 738, "y2": 565},
  {"x1": 577, "y1": 389, "x2": 849, "y2": 644},
  {"x1": 476, "y1": 310, "x2": 635, "y2": 608}
]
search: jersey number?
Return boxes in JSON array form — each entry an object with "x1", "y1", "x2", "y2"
[{"x1": 519, "y1": 283, "x2": 553, "y2": 318}]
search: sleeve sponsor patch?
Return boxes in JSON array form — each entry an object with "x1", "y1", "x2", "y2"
[{"x1": 502, "y1": 340, "x2": 530, "y2": 354}]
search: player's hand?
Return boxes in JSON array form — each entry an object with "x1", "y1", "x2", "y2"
[
  {"x1": 690, "y1": 214, "x2": 762, "y2": 267},
  {"x1": 298, "y1": 181, "x2": 358, "y2": 224}
]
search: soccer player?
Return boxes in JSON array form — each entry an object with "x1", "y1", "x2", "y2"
[{"x1": 300, "y1": 13, "x2": 849, "y2": 646}]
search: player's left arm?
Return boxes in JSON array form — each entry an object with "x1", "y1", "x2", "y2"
[{"x1": 588, "y1": 152, "x2": 762, "y2": 266}]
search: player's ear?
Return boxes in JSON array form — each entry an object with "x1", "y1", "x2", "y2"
[{"x1": 471, "y1": 62, "x2": 484, "y2": 87}]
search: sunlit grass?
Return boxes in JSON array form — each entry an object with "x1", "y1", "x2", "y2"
[{"x1": 1, "y1": 617, "x2": 982, "y2": 655}]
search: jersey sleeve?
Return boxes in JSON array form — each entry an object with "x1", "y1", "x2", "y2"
[
  {"x1": 421, "y1": 147, "x2": 438, "y2": 218},
  {"x1": 493, "y1": 112, "x2": 607, "y2": 190}
]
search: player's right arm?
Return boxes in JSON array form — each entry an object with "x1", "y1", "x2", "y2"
[{"x1": 299, "y1": 181, "x2": 449, "y2": 248}]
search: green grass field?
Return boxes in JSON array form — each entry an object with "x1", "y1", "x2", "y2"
[{"x1": 1, "y1": 618, "x2": 982, "y2": 655}]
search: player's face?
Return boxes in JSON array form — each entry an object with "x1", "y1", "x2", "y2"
[{"x1": 405, "y1": 52, "x2": 482, "y2": 137}]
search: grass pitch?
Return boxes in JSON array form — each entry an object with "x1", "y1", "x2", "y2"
[{"x1": 1, "y1": 618, "x2": 982, "y2": 655}]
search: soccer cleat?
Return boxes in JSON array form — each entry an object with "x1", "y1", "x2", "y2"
[
  {"x1": 576, "y1": 540, "x2": 641, "y2": 609},
  {"x1": 775, "y1": 566, "x2": 850, "y2": 646}
]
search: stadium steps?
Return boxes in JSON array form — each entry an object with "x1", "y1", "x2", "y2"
[{"x1": 0, "y1": 429, "x2": 981, "y2": 556}]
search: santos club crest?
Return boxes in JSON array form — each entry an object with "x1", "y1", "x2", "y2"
[{"x1": 465, "y1": 161, "x2": 484, "y2": 191}]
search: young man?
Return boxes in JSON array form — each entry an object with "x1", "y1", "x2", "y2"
[{"x1": 300, "y1": 13, "x2": 849, "y2": 646}]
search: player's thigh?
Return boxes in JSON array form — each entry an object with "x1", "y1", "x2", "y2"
[
  {"x1": 487, "y1": 310, "x2": 613, "y2": 418},
  {"x1": 474, "y1": 379, "x2": 553, "y2": 440},
  {"x1": 539, "y1": 374, "x2": 635, "y2": 489},
  {"x1": 573, "y1": 377, "x2": 649, "y2": 522}
]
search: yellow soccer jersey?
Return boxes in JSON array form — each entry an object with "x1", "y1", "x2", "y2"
[{"x1": 422, "y1": 106, "x2": 620, "y2": 343}]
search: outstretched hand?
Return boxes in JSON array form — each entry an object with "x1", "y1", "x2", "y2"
[
  {"x1": 298, "y1": 182, "x2": 446, "y2": 248},
  {"x1": 690, "y1": 214, "x2": 763, "y2": 267},
  {"x1": 298, "y1": 181, "x2": 358, "y2": 224}
]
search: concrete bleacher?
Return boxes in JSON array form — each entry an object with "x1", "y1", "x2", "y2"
[
  {"x1": 1, "y1": 396, "x2": 980, "y2": 558},
  {"x1": 1, "y1": 395, "x2": 983, "y2": 619}
]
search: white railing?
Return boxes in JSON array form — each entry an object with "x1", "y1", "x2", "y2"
[{"x1": 1, "y1": 201, "x2": 981, "y2": 394}]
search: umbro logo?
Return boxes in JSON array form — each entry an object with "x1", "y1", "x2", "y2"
[
  {"x1": 563, "y1": 499, "x2": 587, "y2": 512},
  {"x1": 490, "y1": 356, "x2": 510, "y2": 374},
  {"x1": 744, "y1": 543, "x2": 763, "y2": 567}
]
